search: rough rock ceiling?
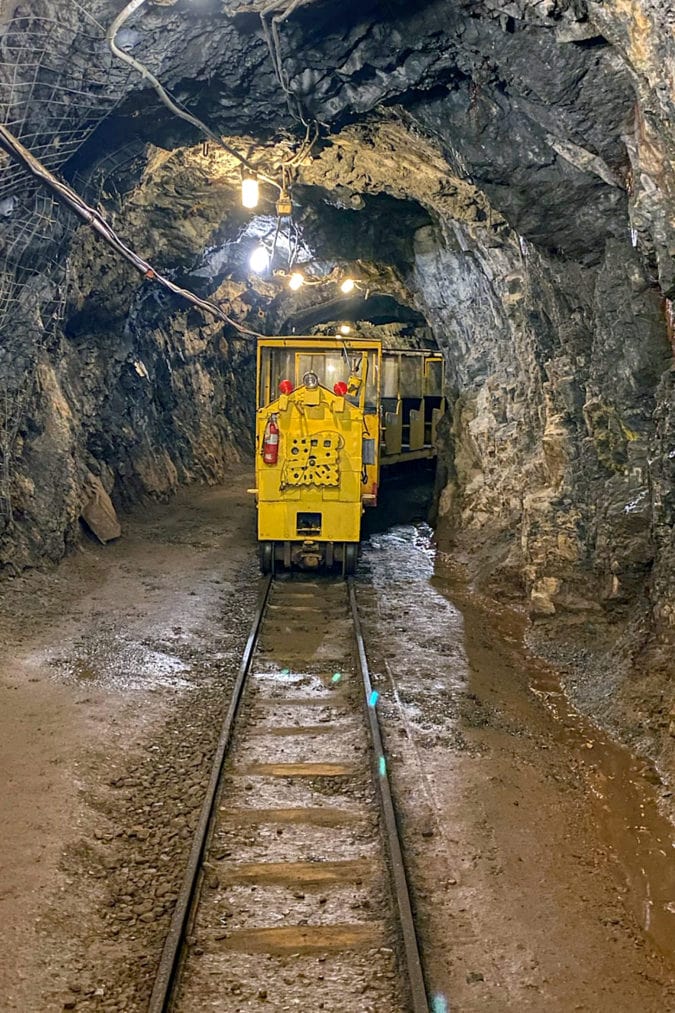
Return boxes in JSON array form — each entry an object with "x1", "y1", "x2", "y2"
[
  {"x1": 2, "y1": 0, "x2": 670, "y2": 359},
  {"x1": 1, "y1": 0, "x2": 673, "y2": 283}
]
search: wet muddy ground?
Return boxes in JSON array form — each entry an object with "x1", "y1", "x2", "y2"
[
  {"x1": 357, "y1": 520, "x2": 675, "y2": 1011},
  {"x1": 0, "y1": 475, "x2": 259, "y2": 1011},
  {"x1": 0, "y1": 464, "x2": 674, "y2": 1011}
]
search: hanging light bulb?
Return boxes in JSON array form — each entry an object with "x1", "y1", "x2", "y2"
[
  {"x1": 249, "y1": 245, "x2": 269, "y2": 273},
  {"x1": 339, "y1": 324, "x2": 351, "y2": 335},
  {"x1": 288, "y1": 272, "x2": 304, "y2": 291},
  {"x1": 340, "y1": 278, "x2": 355, "y2": 294},
  {"x1": 241, "y1": 172, "x2": 259, "y2": 210}
]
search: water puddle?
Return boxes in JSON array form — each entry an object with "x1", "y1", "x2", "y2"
[
  {"x1": 361, "y1": 520, "x2": 675, "y2": 964},
  {"x1": 527, "y1": 669, "x2": 675, "y2": 957}
]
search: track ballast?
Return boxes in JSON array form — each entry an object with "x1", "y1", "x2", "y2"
[{"x1": 149, "y1": 574, "x2": 428, "y2": 1012}]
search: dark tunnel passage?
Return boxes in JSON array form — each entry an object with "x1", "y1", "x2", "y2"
[{"x1": 0, "y1": 0, "x2": 673, "y2": 1010}]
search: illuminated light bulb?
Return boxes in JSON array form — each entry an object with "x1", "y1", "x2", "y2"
[
  {"x1": 339, "y1": 324, "x2": 351, "y2": 335},
  {"x1": 288, "y1": 272, "x2": 304, "y2": 291},
  {"x1": 340, "y1": 278, "x2": 355, "y2": 294},
  {"x1": 241, "y1": 173, "x2": 259, "y2": 209},
  {"x1": 249, "y1": 245, "x2": 269, "y2": 274}
]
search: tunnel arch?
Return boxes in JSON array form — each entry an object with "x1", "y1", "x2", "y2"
[{"x1": 278, "y1": 294, "x2": 429, "y2": 335}]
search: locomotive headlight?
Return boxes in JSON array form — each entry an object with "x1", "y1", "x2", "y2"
[
  {"x1": 241, "y1": 173, "x2": 259, "y2": 209},
  {"x1": 288, "y1": 272, "x2": 304, "y2": 291},
  {"x1": 340, "y1": 278, "x2": 355, "y2": 294},
  {"x1": 339, "y1": 324, "x2": 351, "y2": 335},
  {"x1": 249, "y1": 245, "x2": 269, "y2": 273}
]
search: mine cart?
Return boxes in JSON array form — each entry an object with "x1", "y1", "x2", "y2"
[{"x1": 253, "y1": 336, "x2": 444, "y2": 573}]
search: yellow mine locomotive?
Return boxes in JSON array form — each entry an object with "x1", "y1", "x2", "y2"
[{"x1": 253, "y1": 335, "x2": 444, "y2": 573}]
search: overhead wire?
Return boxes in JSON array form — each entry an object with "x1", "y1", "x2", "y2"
[
  {"x1": 107, "y1": 0, "x2": 282, "y2": 192},
  {"x1": 0, "y1": 1, "x2": 351, "y2": 348},
  {"x1": 1, "y1": 0, "x2": 330, "y2": 336},
  {"x1": 0, "y1": 123, "x2": 265, "y2": 337},
  {"x1": 109, "y1": 0, "x2": 321, "y2": 264},
  {"x1": 259, "y1": 0, "x2": 317, "y2": 130},
  {"x1": 282, "y1": 119, "x2": 320, "y2": 168}
]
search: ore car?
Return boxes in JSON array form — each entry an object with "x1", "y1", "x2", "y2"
[{"x1": 253, "y1": 336, "x2": 444, "y2": 573}]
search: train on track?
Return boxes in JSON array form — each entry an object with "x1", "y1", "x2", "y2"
[{"x1": 253, "y1": 335, "x2": 445, "y2": 573}]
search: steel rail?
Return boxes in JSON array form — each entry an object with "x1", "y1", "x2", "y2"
[
  {"x1": 148, "y1": 574, "x2": 273, "y2": 1013},
  {"x1": 348, "y1": 577, "x2": 430, "y2": 1013},
  {"x1": 149, "y1": 572, "x2": 428, "y2": 1012}
]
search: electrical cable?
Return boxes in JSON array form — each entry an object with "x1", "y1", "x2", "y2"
[
  {"x1": 283, "y1": 120, "x2": 319, "y2": 168},
  {"x1": 270, "y1": 213, "x2": 282, "y2": 267},
  {"x1": 107, "y1": 0, "x2": 282, "y2": 192},
  {"x1": 5, "y1": 1, "x2": 330, "y2": 334},
  {"x1": 0, "y1": 123, "x2": 264, "y2": 337},
  {"x1": 259, "y1": 0, "x2": 316, "y2": 129},
  {"x1": 109, "y1": 0, "x2": 320, "y2": 250}
]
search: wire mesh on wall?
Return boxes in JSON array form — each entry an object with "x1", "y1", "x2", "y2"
[{"x1": 0, "y1": 0, "x2": 127, "y2": 527}]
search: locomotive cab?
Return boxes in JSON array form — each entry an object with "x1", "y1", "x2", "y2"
[{"x1": 254, "y1": 337, "x2": 382, "y2": 574}]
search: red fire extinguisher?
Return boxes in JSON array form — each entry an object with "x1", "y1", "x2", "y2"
[{"x1": 262, "y1": 414, "x2": 279, "y2": 465}]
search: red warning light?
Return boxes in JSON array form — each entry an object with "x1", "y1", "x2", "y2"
[
  {"x1": 279, "y1": 379, "x2": 294, "y2": 395},
  {"x1": 333, "y1": 381, "x2": 348, "y2": 396}
]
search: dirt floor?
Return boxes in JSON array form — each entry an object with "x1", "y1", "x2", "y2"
[
  {"x1": 0, "y1": 473, "x2": 259, "y2": 1011},
  {"x1": 0, "y1": 467, "x2": 674, "y2": 1011}
]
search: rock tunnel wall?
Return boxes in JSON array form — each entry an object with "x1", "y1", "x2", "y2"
[
  {"x1": 0, "y1": 153, "x2": 259, "y2": 569},
  {"x1": 0, "y1": 0, "x2": 672, "y2": 663},
  {"x1": 413, "y1": 221, "x2": 672, "y2": 632}
]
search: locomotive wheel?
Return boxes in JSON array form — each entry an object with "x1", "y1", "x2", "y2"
[
  {"x1": 342, "y1": 543, "x2": 358, "y2": 577},
  {"x1": 260, "y1": 541, "x2": 275, "y2": 574}
]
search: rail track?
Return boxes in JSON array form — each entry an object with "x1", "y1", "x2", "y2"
[{"x1": 148, "y1": 574, "x2": 428, "y2": 1012}]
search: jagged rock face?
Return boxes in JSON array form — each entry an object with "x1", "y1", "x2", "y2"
[
  {"x1": 412, "y1": 222, "x2": 671, "y2": 629},
  {"x1": 0, "y1": 0, "x2": 672, "y2": 646}
]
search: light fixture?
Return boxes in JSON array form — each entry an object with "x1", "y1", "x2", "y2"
[
  {"x1": 340, "y1": 278, "x2": 355, "y2": 294},
  {"x1": 241, "y1": 172, "x2": 259, "y2": 210},
  {"x1": 339, "y1": 324, "x2": 351, "y2": 335},
  {"x1": 249, "y1": 245, "x2": 269, "y2": 273},
  {"x1": 288, "y1": 272, "x2": 304, "y2": 291}
]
